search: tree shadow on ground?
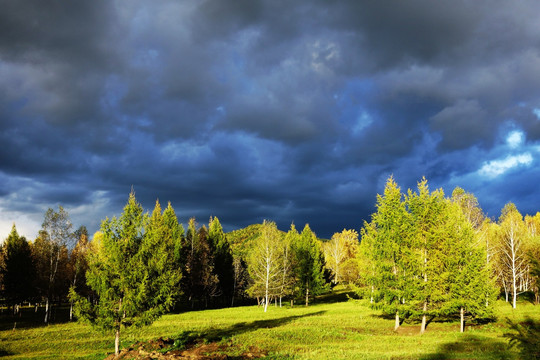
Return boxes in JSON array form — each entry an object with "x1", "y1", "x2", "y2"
[
  {"x1": 421, "y1": 335, "x2": 514, "y2": 360},
  {"x1": 0, "y1": 306, "x2": 71, "y2": 331},
  {"x1": 171, "y1": 310, "x2": 327, "y2": 349},
  {"x1": 504, "y1": 316, "x2": 540, "y2": 359},
  {"x1": 312, "y1": 288, "x2": 357, "y2": 305}
]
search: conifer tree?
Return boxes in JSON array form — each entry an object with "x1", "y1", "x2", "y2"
[
  {"x1": 292, "y1": 224, "x2": 327, "y2": 306},
  {"x1": 208, "y1": 216, "x2": 234, "y2": 306},
  {"x1": 181, "y1": 219, "x2": 219, "y2": 308},
  {"x1": 279, "y1": 223, "x2": 297, "y2": 306},
  {"x1": 1, "y1": 224, "x2": 35, "y2": 313},
  {"x1": 70, "y1": 192, "x2": 181, "y2": 355},
  {"x1": 406, "y1": 178, "x2": 449, "y2": 334},
  {"x1": 360, "y1": 176, "x2": 415, "y2": 330},
  {"x1": 441, "y1": 200, "x2": 494, "y2": 332}
]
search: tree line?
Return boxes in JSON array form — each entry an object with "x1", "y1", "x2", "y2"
[
  {"x1": 319, "y1": 176, "x2": 540, "y2": 333},
  {"x1": 1, "y1": 180, "x2": 540, "y2": 354}
]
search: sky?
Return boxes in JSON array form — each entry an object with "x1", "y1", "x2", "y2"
[{"x1": 1, "y1": 0, "x2": 540, "y2": 240}]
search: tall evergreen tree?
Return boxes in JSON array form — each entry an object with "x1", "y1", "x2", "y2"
[
  {"x1": 208, "y1": 216, "x2": 234, "y2": 306},
  {"x1": 441, "y1": 200, "x2": 494, "y2": 332},
  {"x1": 292, "y1": 224, "x2": 328, "y2": 306},
  {"x1": 70, "y1": 192, "x2": 181, "y2": 355},
  {"x1": 1, "y1": 224, "x2": 35, "y2": 312},
  {"x1": 406, "y1": 178, "x2": 449, "y2": 334},
  {"x1": 360, "y1": 176, "x2": 415, "y2": 330},
  {"x1": 181, "y1": 218, "x2": 219, "y2": 308}
]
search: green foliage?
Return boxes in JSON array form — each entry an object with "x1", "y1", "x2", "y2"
[
  {"x1": 0, "y1": 224, "x2": 35, "y2": 306},
  {"x1": 505, "y1": 317, "x2": 540, "y2": 359},
  {"x1": 359, "y1": 176, "x2": 494, "y2": 330},
  {"x1": 246, "y1": 220, "x2": 284, "y2": 310},
  {"x1": 209, "y1": 217, "x2": 235, "y2": 304},
  {"x1": 70, "y1": 192, "x2": 182, "y2": 354},
  {"x1": 292, "y1": 224, "x2": 329, "y2": 305}
]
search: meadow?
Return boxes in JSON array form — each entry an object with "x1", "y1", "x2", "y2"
[{"x1": 0, "y1": 290, "x2": 538, "y2": 359}]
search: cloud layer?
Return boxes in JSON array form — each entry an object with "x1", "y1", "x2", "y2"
[{"x1": 1, "y1": 0, "x2": 540, "y2": 239}]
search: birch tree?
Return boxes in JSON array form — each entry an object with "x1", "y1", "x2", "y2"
[
  {"x1": 41, "y1": 206, "x2": 74, "y2": 323},
  {"x1": 498, "y1": 203, "x2": 528, "y2": 308},
  {"x1": 247, "y1": 221, "x2": 283, "y2": 312},
  {"x1": 323, "y1": 229, "x2": 359, "y2": 285}
]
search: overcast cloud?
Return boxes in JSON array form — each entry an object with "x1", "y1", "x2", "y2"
[{"x1": 1, "y1": 0, "x2": 540, "y2": 239}]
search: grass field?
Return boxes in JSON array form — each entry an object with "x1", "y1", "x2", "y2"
[{"x1": 1, "y1": 291, "x2": 538, "y2": 359}]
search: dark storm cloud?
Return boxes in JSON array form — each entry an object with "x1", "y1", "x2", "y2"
[{"x1": 1, "y1": 0, "x2": 540, "y2": 239}]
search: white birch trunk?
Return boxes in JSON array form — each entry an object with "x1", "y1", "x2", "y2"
[
  {"x1": 460, "y1": 307, "x2": 465, "y2": 333},
  {"x1": 115, "y1": 329, "x2": 120, "y2": 355}
]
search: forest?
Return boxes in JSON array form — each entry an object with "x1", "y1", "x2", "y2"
[{"x1": 1, "y1": 176, "x2": 539, "y2": 357}]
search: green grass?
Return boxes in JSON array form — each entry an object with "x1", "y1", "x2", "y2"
[{"x1": 1, "y1": 293, "x2": 539, "y2": 359}]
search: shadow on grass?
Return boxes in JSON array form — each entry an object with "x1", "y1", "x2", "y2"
[
  {"x1": 171, "y1": 310, "x2": 327, "y2": 349},
  {"x1": 0, "y1": 306, "x2": 71, "y2": 331},
  {"x1": 0, "y1": 349, "x2": 14, "y2": 356},
  {"x1": 421, "y1": 335, "x2": 513, "y2": 360},
  {"x1": 312, "y1": 288, "x2": 357, "y2": 305},
  {"x1": 504, "y1": 316, "x2": 540, "y2": 359}
]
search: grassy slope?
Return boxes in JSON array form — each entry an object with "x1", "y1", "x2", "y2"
[{"x1": 1, "y1": 293, "x2": 538, "y2": 359}]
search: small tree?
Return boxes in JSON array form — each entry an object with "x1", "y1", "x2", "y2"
[{"x1": 70, "y1": 192, "x2": 181, "y2": 355}]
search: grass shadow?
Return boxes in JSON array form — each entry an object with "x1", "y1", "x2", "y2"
[
  {"x1": 312, "y1": 288, "x2": 357, "y2": 305},
  {"x1": 504, "y1": 316, "x2": 540, "y2": 359},
  {"x1": 170, "y1": 310, "x2": 327, "y2": 349},
  {"x1": 421, "y1": 335, "x2": 513, "y2": 360},
  {"x1": 0, "y1": 306, "x2": 72, "y2": 331}
]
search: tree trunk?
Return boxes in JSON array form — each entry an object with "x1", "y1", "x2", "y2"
[
  {"x1": 44, "y1": 298, "x2": 49, "y2": 324},
  {"x1": 394, "y1": 311, "x2": 400, "y2": 331},
  {"x1": 115, "y1": 329, "x2": 120, "y2": 355},
  {"x1": 460, "y1": 307, "x2": 465, "y2": 333},
  {"x1": 305, "y1": 287, "x2": 309, "y2": 307},
  {"x1": 420, "y1": 302, "x2": 427, "y2": 334},
  {"x1": 69, "y1": 301, "x2": 73, "y2": 321}
]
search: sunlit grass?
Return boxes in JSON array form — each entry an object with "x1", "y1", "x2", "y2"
[{"x1": 1, "y1": 293, "x2": 539, "y2": 359}]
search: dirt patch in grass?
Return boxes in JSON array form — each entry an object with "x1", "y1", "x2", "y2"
[{"x1": 104, "y1": 337, "x2": 267, "y2": 359}]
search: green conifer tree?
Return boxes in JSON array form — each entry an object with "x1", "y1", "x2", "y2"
[
  {"x1": 360, "y1": 176, "x2": 416, "y2": 330},
  {"x1": 208, "y1": 216, "x2": 234, "y2": 306},
  {"x1": 1, "y1": 224, "x2": 35, "y2": 312},
  {"x1": 292, "y1": 224, "x2": 328, "y2": 306},
  {"x1": 70, "y1": 192, "x2": 181, "y2": 355}
]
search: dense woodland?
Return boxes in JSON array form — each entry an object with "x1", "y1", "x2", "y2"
[{"x1": 1, "y1": 177, "x2": 540, "y2": 355}]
